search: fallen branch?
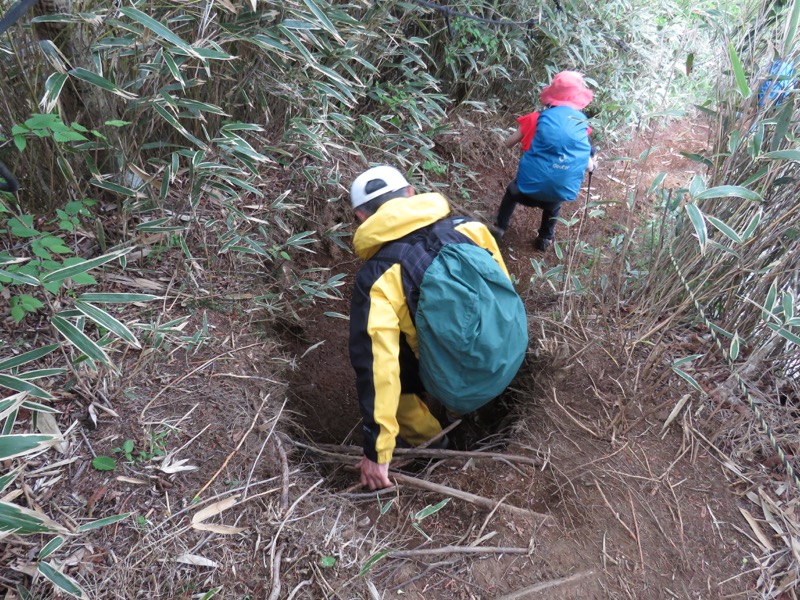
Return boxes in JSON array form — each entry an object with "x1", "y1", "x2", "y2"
[
  {"x1": 496, "y1": 570, "x2": 595, "y2": 599},
  {"x1": 296, "y1": 440, "x2": 542, "y2": 467},
  {"x1": 267, "y1": 544, "x2": 284, "y2": 600},
  {"x1": 389, "y1": 545, "x2": 529, "y2": 558},
  {"x1": 391, "y1": 472, "x2": 552, "y2": 524}
]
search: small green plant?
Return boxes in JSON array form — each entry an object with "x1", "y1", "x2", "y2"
[
  {"x1": 409, "y1": 498, "x2": 450, "y2": 542},
  {"x1": 320, "y1": 556, "x2": 336, "y2": 568},
  {"x1": 112, "y1": 429, "x2": 171, "y2": 464},
  {"x1": 91, "y1": 456, "x2": 117, "y2": 471},
  {"x1": 113, "y1": 439, "x2": 136, "y2": 462}
]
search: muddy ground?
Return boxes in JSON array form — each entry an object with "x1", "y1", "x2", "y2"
[{"x1": 1, "y1": 113, "x2": 777, "y2": 599}]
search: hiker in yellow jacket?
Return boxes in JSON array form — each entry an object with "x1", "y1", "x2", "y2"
[{"x1": 349, "y1": 165, "x2": 511, "y2": 490}]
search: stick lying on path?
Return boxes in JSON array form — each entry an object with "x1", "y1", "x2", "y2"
[
  {"x1": 296, "y1": 440, "x2": 543, "y2": 468},
  {"x1": 496, "y1": 570, "x2": 595, "y2": 600},
  {"x1": 389, "y1": 545, "x2": 530, "y2": 558},
  {"x1": 390, "y1": 472, "x2": 552, "y2": 524},
  {"x1": 291, "y1": 438, "x2": 551, "y2": 523}
]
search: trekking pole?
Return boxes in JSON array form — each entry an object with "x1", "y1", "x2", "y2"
[{"x1": 584, "y1": 167, "x2": 593, "y2": 209}]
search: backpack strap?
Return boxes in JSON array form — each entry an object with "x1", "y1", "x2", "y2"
[{"x1": 372, "y1": 216, "x2": 477, "y2": 318}]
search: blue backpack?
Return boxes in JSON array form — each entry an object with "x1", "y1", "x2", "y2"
[
  {"x1": 376, "y1": 218, "x2": 528, "y2": 414},
  {"x1": 517, "y1": 105, "x2": 592, "y2": 202}
]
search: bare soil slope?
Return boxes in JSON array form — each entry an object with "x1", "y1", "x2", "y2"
[{"x1": 1, "y1": 115, "x2": 766, "y2": 600}]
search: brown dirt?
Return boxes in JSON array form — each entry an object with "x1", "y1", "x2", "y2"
[
  {"x1": 1, "y1": 114, "x2": 767, "y2": 599},
  {"x1": 274, "y1": 115, "x2": 759, "y2": 597}
]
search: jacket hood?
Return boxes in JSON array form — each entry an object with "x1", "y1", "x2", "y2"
[{"x1": 353, "y1": 192, "x2": 451, "y2": 260}]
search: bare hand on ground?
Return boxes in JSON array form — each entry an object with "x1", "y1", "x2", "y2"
[{"x1": 358, "y1": 456, "x2": 393, "y2": 490}]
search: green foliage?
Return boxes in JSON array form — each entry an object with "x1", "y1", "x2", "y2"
[{"x1": 91, "y1": 456, "x2": 117, "y2": 471}]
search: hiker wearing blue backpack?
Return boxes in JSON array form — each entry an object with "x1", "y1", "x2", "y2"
[
  {"x1": 492, "y1": 71, "x2": 596, "y2": 250},
  {"x1": 349, "y1": 166, "x2": 528, "y2": 490}
]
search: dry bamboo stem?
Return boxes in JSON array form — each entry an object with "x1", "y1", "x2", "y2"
[
  {"x1": 391, "y1": 472, "x2": 552, "y2": 524},
  {"x1": 297, "y1": 440, "x2": 542, "y2": 467},
  {"x1": 496, "y1": 570, "x2": 595, "y2": 600},
  {"x1": 388, "y1": 545, "x2": 529, "y2": 558}
]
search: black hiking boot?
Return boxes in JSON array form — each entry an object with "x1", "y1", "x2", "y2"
[
  {"x1": 489, "y1": 225, "x2": 506, "y2": 242},
  {"x1": 533, "y1": 236, "x2": 552, "y2": 251}
]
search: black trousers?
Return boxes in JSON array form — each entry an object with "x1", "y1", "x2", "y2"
[{"x1": 496, "y1": 179, "x2": 563, "y2": 240}]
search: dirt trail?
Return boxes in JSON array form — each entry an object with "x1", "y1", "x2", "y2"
[
  {"x1": 2, "y1": 115, "x2": 761, "y2": 600},
  {"x1": 281, "y1": 115, "x2": 758, "y2": 598}
]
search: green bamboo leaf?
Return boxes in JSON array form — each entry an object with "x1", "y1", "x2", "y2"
[
  {"x1": 413, "y1": 498, "x2": 450, "y2": 521},
  {"x1": 41, "y1": 73, "x2": 68, "y2": 113},
  {"x1": 0, "y1": 374, "x2": 53, "y2": 400},
  {"x1": 742, "y1": 208, "x2": 762, "y2": 241},
  {"x1": 302, "y1": 0, "x2": 343, "y2": 42},
  {"x1": 89, "y1": 178, "x2": 138, "y2": 197},
  {"x1": 51, "y1": 316, "x2": 111, "y2": 366},
  {"x1": 672, "y1": 354, "x2": 704, "y2": 367},
  {"x1": 767, "y1": 323, "x2": 800, "y2": 346},
  {"x1": 694, "y1": 186, "x2": 762, "y2": 202},
  {"x1": 69, "y1": 68, "x2": 136, "y2": 100},
  {"x1": 762, "y1": 150, "x2": 800, "y2": 161},
  {"x1": 162, "y1": 51, "x2": 185, "y2": 87},
  {"x1": 16, "y1": 368, "x2": 66, "y2": 381},
  {"x1": 647, "y1": 173, "x2": 667, "y2": 196},
  {"x1": 75, "y1": 302, "x2": 140, "y2": 348},
  {"x1": 728, "y1": 43, "x2": 751, "y2": 98},
  {"x1": 684, "y1": 204, "x2": 707, "y2": 253},
  {"x1": 118, "y1": 7, "x2": 200, "y2": 59},
  {"x1": 251, "y1": 34, "x2": 291, "y2": 54},
  {"x1": 42, "y1": 248, "x2": 130, "y2": 284},
  {"x1": 784, "y1": 0, "x2": 800, "y2": 56},
  {"x1": 39, "y1": 536, "x2": 65, "y2": 560},
  {"x1": 20, "y1": 400, "x2": 60, "y2": 413},
  {"x1": 770, "y1": 102, "x2": 794, "y2": 151},
  {"x1": 730, "y1": 333, "x2": 740, "y2": 361},
  {"x1": 672, "y1": 366, "x2": 703, "y2": 393},
  {"x1": 0, "y1": 467, "x2": 20, "y2": 493},
  {"x1": 782, "y1": 290, "x2": 795, "y2": 320},
  {"x1": 176, "y1": 98, "x2": 230, "y2": 116},
  {"x1": 77, "y1": 293, "x2": 159, "y2": 303},
  {"x1": 0, "y1": 433, "x2": 58, "y2": 461},
  {"x1": 764, "y1": 280, "x2": 779, "y2": 321},
  {"x1": 0, "y1": 500, "x2": 68, "y2": 535},
  {"x1": 77, "y1": 512, "x2": 131, "y2": 532},
  {"x1": 688, "y1": 175, "x2": 706, "y2": 197},
  {"x1": 705, "y1": 215, "x2": 743, "y2": 243},
  {"x1": 0, "y1": 268, "x2": 39, "y2": 286},
  {"x1": 152, "y1": 104, "x2": 207, "y2": 148},
  {"x1": 37, "y1": 561, "x2": 89, "y2": 600},
  {"x1": 0, "y1": 344, "x2": 59, "y2": 371},
  {"x1": 359, "y1": 549, "x2": 390, "y2": 576}
]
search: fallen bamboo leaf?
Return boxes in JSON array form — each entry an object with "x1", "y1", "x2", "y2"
[
  {"x1": 116, "y1": 476, "x2": 147, "y2": 485},
  {"x1": 158, "y1": 457, "x2": 199, "y2": 474},
  {"x1": 660, "y1": 394, "x2": 691, "y2": 435},
  {"x1": 739, "y1": 507, "x2": 774, "y2": 552},
  {"x1": 191, "y1": 522, "x2": 247, "y2": 535},
  {"x1": 175, "y1": 553, "x2": 218, "y2": 568},
  {"x1": 192, "y1": 495, "x2": 239, "y2": 524},
  {"x1": 35, "y1": 413, "x2": 68, "y2": 454}
]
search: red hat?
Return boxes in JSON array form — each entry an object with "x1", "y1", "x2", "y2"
[{"x1": 540, "y1": 71, "x2": 594, "y2": 110}]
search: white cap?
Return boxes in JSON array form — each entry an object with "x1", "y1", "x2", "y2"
[{"x1": 350, "y1": 165, "x2": 410, "y2": 209}]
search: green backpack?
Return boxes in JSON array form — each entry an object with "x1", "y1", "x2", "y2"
[{"x1": 378, "y1": 217, "x2": 528, "y2": 414}]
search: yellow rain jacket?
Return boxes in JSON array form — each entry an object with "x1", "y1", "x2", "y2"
[{"x1": 350, "y1": 193, "x2": 510, "y2": 463}]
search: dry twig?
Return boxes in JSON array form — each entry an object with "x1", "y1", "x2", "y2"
[
  {"x1": 496, "y1": 570, "x2": 595, "y2": 599},
  {"x1": 194, "y1": 394, "x2": 270, "y2": 500},
  {"x1": 391, "y1": 472, "x2": 552, "y2": 523}
]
